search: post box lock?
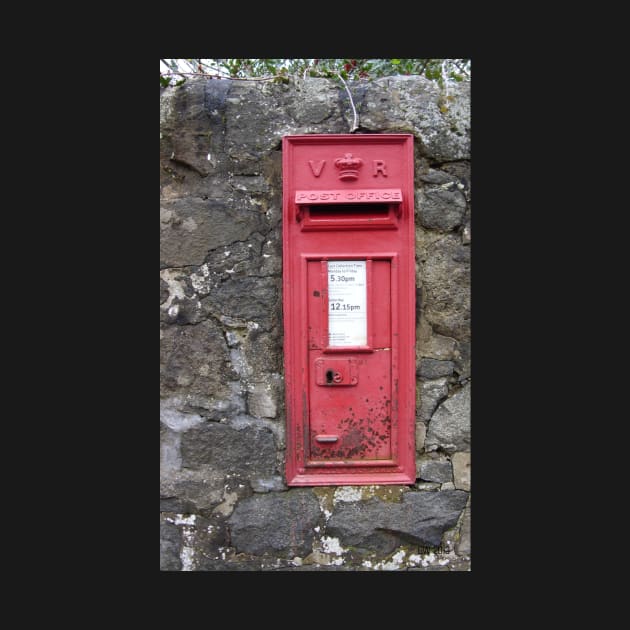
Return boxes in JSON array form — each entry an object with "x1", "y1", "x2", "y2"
[{"x1": 315, "y1": 358, "x2": 358, "y2": 386}]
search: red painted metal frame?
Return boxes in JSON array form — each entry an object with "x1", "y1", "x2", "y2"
[{"x1": 282, "y1": 134, "x2": 415, "y2": 486}]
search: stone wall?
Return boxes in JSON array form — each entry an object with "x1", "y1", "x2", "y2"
[{"x1": 160, "y1": 75, "x2": 470, "y2": 571}]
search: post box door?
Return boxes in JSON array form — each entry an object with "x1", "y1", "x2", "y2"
[{"x1": 307, "y1": 258, "x2": 394, "y2": 462}]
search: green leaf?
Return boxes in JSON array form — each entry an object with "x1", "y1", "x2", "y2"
[
  {"x1": 160, "y1": 76, "x2": 172, "y2": 88},
  {"x1": 391, "y1": 59, "x2": 401, "y2": 64}
]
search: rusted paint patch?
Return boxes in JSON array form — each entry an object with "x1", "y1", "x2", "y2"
[{"x1": 309, "y1": 408, "x2": 391, "y2": 460}]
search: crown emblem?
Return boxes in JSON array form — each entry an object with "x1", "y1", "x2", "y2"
[{"x1": 334, "y1": 153, "x2": 363, "y2": 180}]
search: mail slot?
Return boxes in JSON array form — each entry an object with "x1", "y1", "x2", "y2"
[{"x1": 282, "y1": 134, "x2": 416, "y2": 486}]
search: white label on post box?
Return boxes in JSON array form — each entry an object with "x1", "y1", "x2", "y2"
[{"x1": 328, "y1": 260, "x2": 367, "y2": 347}]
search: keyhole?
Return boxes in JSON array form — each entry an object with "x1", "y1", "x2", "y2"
[{"x1": 326, "y1": 369, "x2": 334, "y2": 384}]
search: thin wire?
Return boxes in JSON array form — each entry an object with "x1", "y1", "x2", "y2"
[{"x1": 336, "y1": 72, "x2": 358, "y2": 132}]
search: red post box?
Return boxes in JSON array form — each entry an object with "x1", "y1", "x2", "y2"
[{"x1": 282, "y1": 134, "x2": 416, "y2": 486}]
